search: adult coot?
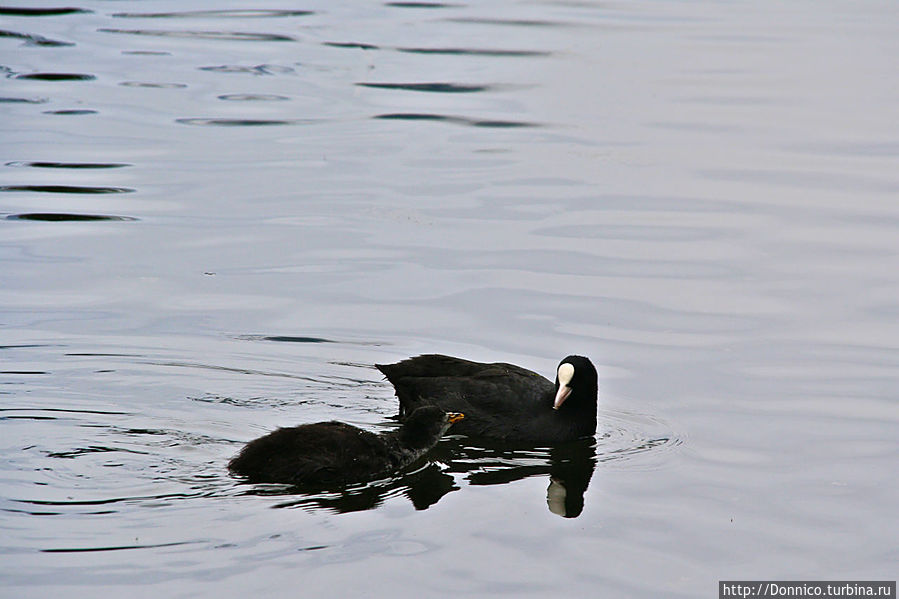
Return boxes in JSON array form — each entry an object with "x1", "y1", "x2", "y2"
[
  {"x1": 376, "y1": 354, "x2": 598, "y2": 443},
  {"x1": 228, "y1": 406, "x2": 464, "y2": 486}
]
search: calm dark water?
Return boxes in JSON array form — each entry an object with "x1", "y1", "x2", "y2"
[{"x1": 2, "y1": 1, "x2": 897, "y2": 597}]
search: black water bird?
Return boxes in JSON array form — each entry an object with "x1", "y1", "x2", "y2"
[
  {"x1": 376, "y1": 354, "x2": 598, "y2": 443},
  {"x1": 228, "y1": 406, "x2": 464, "y2": 486}
]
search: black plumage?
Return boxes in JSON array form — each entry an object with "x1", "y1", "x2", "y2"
[
  {"x1": 228, "y1": 406, "x2": 463, "y2": 486},
  {"x1": 376, "y1": 354, "x2": 598, "y2": 444}
]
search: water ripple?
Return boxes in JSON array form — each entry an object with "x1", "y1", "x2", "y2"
[
  {"x1": 199, "y1": 64, "x2": 295, "y2": 75},
  {"x1": 0, "y1": 370, "x2": 46, "y2": 374},
  {"x1": 357, "y1": 82, "x2": 492, "y2": 93},
  {"x1": 119, "y1": 81, "x2": 187, "y2": 89},
  {"x1": 374, "y1": 113, "x2": 537, "y2": 128},
  {"x1": 5, "y1": 161, "x2": 131, "y2": 169},
  {"x1": 6, "y1": 213, "x2": 138, "y2": 222},
  {"x1": 0, "y1": 7, "x2": 91, "y2": 16},
  {"x1": 0, "y1": 185, "x2": 134, "y2": 194},
  {"x1": 218, "y1": 93, "x2": 289, "y2": 101},
  {"x1": 236, "y1": 334, "x2": 383, "y2": 347},
  {"x1": 112, "y1": 9, "x2": 315, "y2": 19},
  {"x1": 594, "y1": 409, "x2": 684, "y2": 469},
  {"x1": 176, "y1": 118, "x2": 318, "y2": 127},
  {"x1": 46, "y1": 445, "x2": 149, "y2": 459},
  {"x1": 0, "y1": 28, "x2": 73, "y2": 47},
  {"x1": 386, "y1": 2, "x2": 462, "y2": 7},
  {"x1": 42, "y1": 540, "x2": 199, "y2": 553},
  {"x1": 0, "y1": 96, "x2": 48, "y2": 104},
  {"x1": 121, "y1": 50, "x2": 171, "y2": 56},
  {"x1": 396, "y1": 46, "x2": 550, "y2": 57},
  {"x1": 15, "y1": 72, "x2": 95, "y2": 81},
  {"x1": 324, "y1": 42, "x2": 550, "y2": 57},
  {"x1": 241, "y1": 335, "x2": 336, "y2": 344},
  {"x1": 43, "y1": 109, "x2": 98, "y2": 115},
  {"x1": 324, "y1": 41, "x2": 380, "y2": 50},
  {"x1": 445, "y1": 17, "x2": 567, "y2": 27},
  {"x1": 97, "y1": 28, "x2": 296, "y2": 42},
  {"x1": 0, "y1": 407, "x2": 130, "y2": 416},
  {"x1": 14, "y1": 491, "x2": 212, "y2": 508}
]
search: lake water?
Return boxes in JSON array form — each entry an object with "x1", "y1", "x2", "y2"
[{"x1": 1, "y1": 1, "x2": 897, "y2": 597}]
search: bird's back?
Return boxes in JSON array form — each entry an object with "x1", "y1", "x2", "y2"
[
  {"x1": 229, "y1": 421, "x2": 396, "y2": 485},
  {"x1": 377, "y1": 354, "x2": 556, "y2": 440}
]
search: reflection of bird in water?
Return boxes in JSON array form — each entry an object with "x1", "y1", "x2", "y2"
[
  {"x1": 429, "y1": 436, "x2": 598, "y2": 518},
  {"x1": 228, "y1": 406, "x2": 463, "y2": 487},
  {"x1": 238, "y1": 436, "x2": 597, "y2": 517},
  {"x1": 544, "y1": 441, "x2": 598, "y2": 518},
  {"x1": 377, "y1": 354, "x2": 598, "y2": 443},
  {"x1": 251, "y1": 462, "x2": 460, "y2": 514},
  {"x1": 546, "y1": 478, "x2": 570, "y2": 517}
]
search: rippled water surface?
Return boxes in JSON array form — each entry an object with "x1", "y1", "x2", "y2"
[{"x1": 2, "y1": 1, "x2": 897, "y2": 597}]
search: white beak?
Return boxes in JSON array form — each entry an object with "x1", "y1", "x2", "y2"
[{"x1": 553, "y1": 385, "x2": 572, "y2": 410}]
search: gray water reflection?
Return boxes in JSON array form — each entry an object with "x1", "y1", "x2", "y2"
[{"x1": 1, "y1": 0, "x2": 897, "y2": 597}]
